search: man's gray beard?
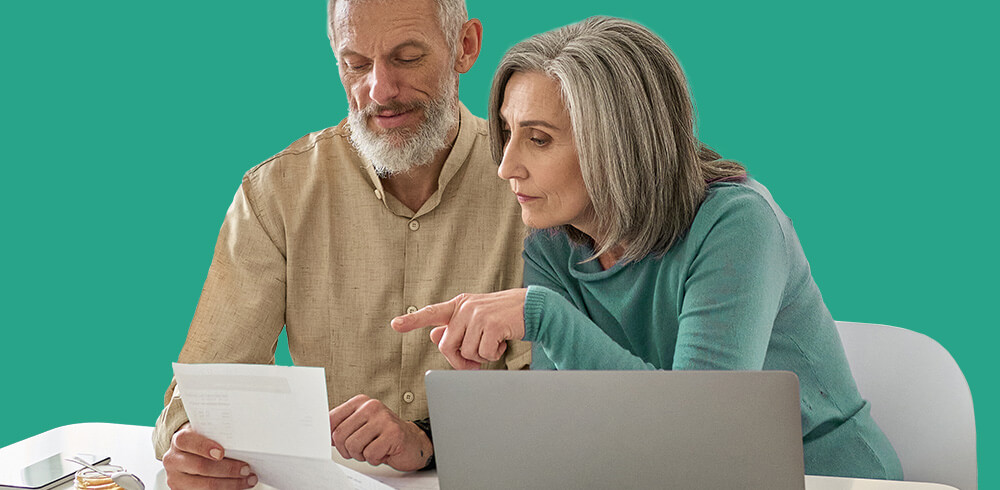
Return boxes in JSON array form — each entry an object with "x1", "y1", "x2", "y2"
[{"x1": 348, "y1": 79, "x2": 459, "y2": 177}]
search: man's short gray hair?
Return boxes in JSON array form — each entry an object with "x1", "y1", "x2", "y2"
[
  {"x1": 488, "y1": 16, "x2": 746, "y2": 263},
  {"x1": 327, "y1": 0, "x2": 468, "y2": 53}
]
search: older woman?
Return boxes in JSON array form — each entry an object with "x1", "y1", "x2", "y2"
[{"x1": 392, "y1": 16, "x2": 902, "y2": 480}]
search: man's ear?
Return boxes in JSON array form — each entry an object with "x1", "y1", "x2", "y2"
[{"x1": 453, "y1": 18, "x2": 483, "y2": 74}]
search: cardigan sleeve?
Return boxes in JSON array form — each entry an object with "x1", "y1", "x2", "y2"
[
  {"x1": 522, "y1": 235, "x2": 656, "y2": 370},
  {"x1": 521, "y1": 188, "x2": 790, "y2": 372},
  {"x1": 523, "y1": 285, "x2": 657, "y2": 370},
  {"x1": 671, "y1": 190, "x2": 790, "y2": 370}
]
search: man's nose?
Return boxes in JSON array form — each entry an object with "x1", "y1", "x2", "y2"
[{"x1": 368, "y1": 61, "x2": 400, "y2": 106}]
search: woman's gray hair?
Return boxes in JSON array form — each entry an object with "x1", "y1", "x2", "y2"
[
  {"x1": 489, "y1": 16, "x2": 745, "y2": 263},
  {"x1": 327, "y1": 0, "x2": 467, "y2": 53}
]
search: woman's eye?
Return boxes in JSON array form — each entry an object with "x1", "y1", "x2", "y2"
[{"x1": 530, "y1": 137, "x2": 549, "y2": 147}]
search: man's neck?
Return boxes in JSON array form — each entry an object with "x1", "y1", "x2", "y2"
[{"x1": 381, "y1": 123, "x2": 460, "y2": 213}]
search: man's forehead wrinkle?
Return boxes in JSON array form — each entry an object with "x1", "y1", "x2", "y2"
[
  {"x1": 332, "y1": 1, "x2": 373, "y2": 54},
  {"x1": 332, "y1": 1, "x2": 352, "y2": 33},
  {"x1": 333, "y1": 0, "x2": 445, "y2": 58}
]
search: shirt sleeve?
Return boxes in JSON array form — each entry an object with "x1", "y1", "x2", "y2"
[
  {"x1": 152, "y1": 176, "x2": 287, "y2": 459},
  {"x1": 501, "y1": 339, "x2": 533, "y2": 370}
]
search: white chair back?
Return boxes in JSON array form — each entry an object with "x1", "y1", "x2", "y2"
[{"x1": 835, "y1": 321, "x2": 976, "y2": 490}]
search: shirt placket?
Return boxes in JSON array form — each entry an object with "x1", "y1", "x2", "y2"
[{"x1": 398, "y1": 211, "x2": 427, "y2": 420}]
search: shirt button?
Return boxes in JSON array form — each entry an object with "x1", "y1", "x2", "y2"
[
  {"x1": 406, "y1": 305, "x2": 418, "y2": 315},
  {"x1": 374, "y1": 189, "x2": 383, "y2": 200},
  {"x1": 408, "y1": 220, "x2": 420, "y2": 231},
  {"x1": 403, "y1": 391, "x2": 415, "y2": 404}
]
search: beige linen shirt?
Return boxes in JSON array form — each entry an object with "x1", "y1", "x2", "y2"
[{"x1": 153, "y1": 103, "x2": 530, "y2": 458}]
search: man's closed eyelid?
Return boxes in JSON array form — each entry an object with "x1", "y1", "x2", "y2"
[{"x1": 343, "y1": 60, "x2": 370, "y2": 70}]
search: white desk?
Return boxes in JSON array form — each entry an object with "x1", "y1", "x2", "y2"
[{"x1": 0, "y1": 424, "x2": 958, "y2": 490}]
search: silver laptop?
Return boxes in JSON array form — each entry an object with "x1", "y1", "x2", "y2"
[{"x1": 426, "y1": 370, "x2": 804, "y2": 490}]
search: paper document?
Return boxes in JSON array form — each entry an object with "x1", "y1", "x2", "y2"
[{"x1": 173, "y1": 363, "x2": 393, "y2": 490}]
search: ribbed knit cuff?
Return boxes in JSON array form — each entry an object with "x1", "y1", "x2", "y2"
[{"x1": 523, "y1": 285, "x2": 549, "y2": 343}]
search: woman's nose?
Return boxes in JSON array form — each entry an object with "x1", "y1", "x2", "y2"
[{"x1": 497, "y1": 141, "x2": 528, "y2": 180}]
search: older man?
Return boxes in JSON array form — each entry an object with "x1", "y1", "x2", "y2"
[{"x1": 154, "y1": 0, "x2": 529, "y2": 487}]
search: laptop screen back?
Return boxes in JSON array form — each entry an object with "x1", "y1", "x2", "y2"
[{"x1": 426, "y1": 370, "x2": 804, "y2": 490}]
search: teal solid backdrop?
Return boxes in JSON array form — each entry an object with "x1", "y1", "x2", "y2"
[{"x1": 1, "y1": 0, "x2": 995, "y2": 486}]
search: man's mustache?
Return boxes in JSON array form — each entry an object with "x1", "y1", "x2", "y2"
[{"x1": 358, "y1": 100, "x2": 425, "y2": 117}]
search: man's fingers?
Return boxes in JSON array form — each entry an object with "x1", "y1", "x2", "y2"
[
  {"x1": 164, "y1": 469, "x2": 256, "y2": 490},
  {"x1": 164, "y1": 425, "x2": 256, "y2": 489},
  {"x1": 343, "y1": 422, "x2": 381, "y2": 462},
  {"x1": 330, "y1": 394, "x2": 370, "y2": 435},
  {"x1": 166, "y1": 451, "x2": 251, "y2": 479},
  {"x1": 391, "y1": 296, "x2": 462, "y2": 332},
  {"x1": 362, "y1": 434, "x2": 396, "y2": 467},
  {"x1": 331, "y1": 395, "x2": 374, "y2": 460},
  {"x1": 332, "y1": 411, "x2": 368, "y2": 460},
  {"x1": 173, "y1": 426, "x2": 226, "y2": 461}
]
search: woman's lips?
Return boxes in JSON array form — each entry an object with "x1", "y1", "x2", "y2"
[{"x1": 515, "y1": 193, "x2": 538, "y2": 203}]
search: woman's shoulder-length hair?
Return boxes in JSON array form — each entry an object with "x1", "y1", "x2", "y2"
[{"x1": 488, "y1": 16, "x2": 745, "y2": 263}]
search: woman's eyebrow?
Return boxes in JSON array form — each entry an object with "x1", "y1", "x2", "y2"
[{"x1": 517, "y1": 120, "x2": 561, "y2": 130}]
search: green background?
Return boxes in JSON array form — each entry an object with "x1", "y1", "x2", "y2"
[{"x1": 1, "y1": 0, "x2": 995, "y2": 486}]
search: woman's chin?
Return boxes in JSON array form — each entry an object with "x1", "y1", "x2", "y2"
[{"x1": 521, "y1": 213, "x2": 555, "y2": 230}]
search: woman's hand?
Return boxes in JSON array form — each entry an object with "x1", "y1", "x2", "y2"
[{"x1": 391, "y1": 289, "x2": 528, "y2": 370}]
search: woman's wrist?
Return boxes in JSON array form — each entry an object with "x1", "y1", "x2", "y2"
[{"x1": 523, "y1": 285, "x2": 552, "y2": 342}]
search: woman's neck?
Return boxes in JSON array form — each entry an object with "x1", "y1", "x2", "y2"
[
  {"x1": 595, "y1": 243, "x2": 626, "y2": 270},
  {"x1": 572, "y1": 224, "x2": 625, "y2": 270}
]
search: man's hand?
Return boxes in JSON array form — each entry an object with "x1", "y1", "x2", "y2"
[
  {"x1": 162, "y1": 423, "x2": 257, "y2": 490},
  {"x1": 329, "y1": 395, "x2": 433, "y2": 471},
  {"x1": 391, "y1": 289, "x2": 528, "y2": 369}
]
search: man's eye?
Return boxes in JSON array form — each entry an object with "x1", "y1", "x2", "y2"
[
  {"x1": 344, "y1": 61, "x2": 370, "y2": 71},
  {"x1": 398, "y1": 56, "x2": 423, "y2": 64}
]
